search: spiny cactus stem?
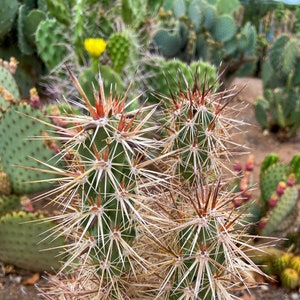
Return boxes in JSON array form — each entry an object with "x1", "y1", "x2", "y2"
[{"x1": 66, "y1": 65, "x2": 98, "y2": 119}]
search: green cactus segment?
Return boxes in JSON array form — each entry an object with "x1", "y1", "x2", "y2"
[
  {"x1": 0, "y1": 171, "x2": 12, "y2": 195},
  {"x1": 0, "y1": 211, "x2": 65, "y2": 272},
  {"x1": 36, "y1": 19, "x2": 69, "y2": 70},
  {"x1": 260, "y1": 163, "x2": 290, "y2": 203},
  {"x1": 106, "y1": 33, "x2": 131, "y2": 73},
  {"x1": 261, "y1": 153, "x2": 280, "y2": 173},
  {"x1": 0, "y1": 0, "x2": 19, "y2": 40},
  {"x1": 211, "y1": 15, "x2": 237, "y2": 42},
  {"x1": 173, "y1": 0, "x2": 186, "y2": 18},
  {"x1": 269, "y1": 34, "x2": 293, "y2": 76},
  {"x1": 290, "y1": 154, "x2": 300, "y2": 183},
  {"x1": 216, "y1": 0, "x2": 240, "y2": 15},
  {"x1": 142, "y1": 56, "x2": 218, "y2": 103},
  {"x1": 254, "y1": 97, "x2": 269, "y2": 129},
  {"x1": 188, "y1": 1, "x2": 202, "y2": 30},
  {"x1": 0, "y1": 195, "x2": 22, "y2": 215},
  {"x1": 45, "y1": 0, "x2": 71, "y2": 25},
  {"x1": 0, "y1": 66, "x2": 20, "y2": 114},
  {"x1": 18, "y1": 5, "x2": 35, "y2": 56},
  {"x1": 0, "y1": 103, "x2": 61, "y2": 195},
  {"x1": 261, "y1": 186, "x2": 298, "y2": 236},
  {"x1": 23, "y1": 9, "x2": 46, "y2": 48},
  {"x1": 280, "y1": 268, "x2": 299, "y2": 289},
  {"x1": 79, "y1": 65, "x2": 123, "y2": 102},
  {"x1": 153, "y1": 29, "x2": 183, "y2": 58}
]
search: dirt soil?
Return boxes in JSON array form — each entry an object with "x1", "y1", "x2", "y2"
[{"x1": 1, "y1": 77, "x2": 300, "y2": 299}]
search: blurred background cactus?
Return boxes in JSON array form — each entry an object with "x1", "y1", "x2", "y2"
[
  {"x1": 255, "y1": 33, "x2": 300, "y2": 140},
  {"x1": 150, "y1": 0, "x2": 258, "y2": 83},
  {"x1": 241, "y1": 153, "x2": 300, "y2": 237}
]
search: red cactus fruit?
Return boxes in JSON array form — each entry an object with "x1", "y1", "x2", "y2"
[
  {"x1": 245, "y1": 155, "x2": 254, "y2": 171},
  {"x1": 268, "y1": 194, "x2": 279, "y2": 207},
  {"x1": 287, "y1": 173, "x2": 296, "y2": 187},
  {"x1": 276, "y1": 181, "x2": 287, "y2": 196}
]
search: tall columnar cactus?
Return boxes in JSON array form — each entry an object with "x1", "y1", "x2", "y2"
[
  {"x1": 257, "y1": 153, "x2": 300, "y2": 236},
  {"x1": 152, "y1": 0, "x2": 257, "y2": 80}
]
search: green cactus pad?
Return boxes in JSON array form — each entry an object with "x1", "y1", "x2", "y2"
[
  {"x1": 188, "y1": 0, "x2": 202, "y2": 30},
  {"x1": 173, "y1": 0, "x2": 186, "y2": 18},
  {"x1": 36, "y1": 19, "x2": 69, "y2": 70},
  {"x1": 261, "y1": 153, "x2": 280, "y2": 173},
  {"x1": 45, "y1": 0, "x2": 71, "y2": 25},
  {"x1": 260, "y1": 163, "x2": 290, "y2": 203},
  {"x1": 212, "y1": 15, "x2": 237, "y2": 42},
  {"x1": 17, "y1": 5, "x2": 34, "y2": 56},
  {"x1": 23, "y1": 9, "x2": 46, "y2": 47},
  {"x1": 254, "y1": 97, "x2": 270, "y2": 129},
  {"x1": 0, "y1": 66, "x2": 20, "y2": 117},
  {"x1": 0, "y1": 195, "x2": 22, "y2": 215},
  {"x1": 0, "y1": 211, "x2": 66, "y2": 272},
  {"x1": 153, "y1": 29, "x2": 183, "y2": 57},
  {"x1": 0, "y1": 103, "x2": 62, "y2": 195},
  {"x1": 0, "y1": 0, "x2": 19, "y2": 40},
  {"x1": 269, "y1": 34, "x2": 290, "y2": 75},
  {"x1": 261, "y1": 186, "x2": 298, "y2": 236}
]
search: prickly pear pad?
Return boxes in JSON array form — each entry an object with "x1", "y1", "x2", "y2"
[
  {"x1": 0, "y1": 211, "x2": 65, "y2": 272},
  {"x1": 0, "y1": 103, "x2": 61, "y2": 194}
]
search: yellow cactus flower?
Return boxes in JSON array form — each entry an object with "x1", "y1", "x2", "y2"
[{"x1": 84, "y1": 38, "x2": 107, "y2": 58}]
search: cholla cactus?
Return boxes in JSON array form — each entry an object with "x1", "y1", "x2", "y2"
[{"x1": 35, "y1": 66, "x2": 266, "y2": 299}]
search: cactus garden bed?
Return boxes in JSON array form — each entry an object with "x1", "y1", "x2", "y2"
[{"x1": 0, "y1": 77, "x2": 300, "y2": 299}]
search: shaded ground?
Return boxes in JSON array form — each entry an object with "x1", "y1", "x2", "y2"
[{"x1": 1, "y1": 77, "x2": 300, "y2": 299}]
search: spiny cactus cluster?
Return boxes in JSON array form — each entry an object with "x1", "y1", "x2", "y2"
[
  {"x1": 141, "y1": 55, "x2": 218, "y2": 103},
  {"x1": 152, "y1": 0, "x2": 257, "y2": 80},
  {"x1": 254, "y1": 248, "x2": 300, "y2": 290},
  {"x1": 30, "y1": 63, "x2": 268, "y2": 299}
]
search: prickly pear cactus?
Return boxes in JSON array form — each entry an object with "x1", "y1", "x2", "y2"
[
  {"x1": 0, "y1": 0, "x2": 19, "y2": 40},
  {"x1": 0, "y1": 65, "x2": 20, "y2": 115},
  {"x1": 0, "y1": 103, "x2": 62, "y2": 194},
  {"x1": 142, "y1": 55, "x2": 218, "y2": 103},
  {"x1": 258, "y1": 153, "x2": 300, "y2": 236},
  {"x1": 0, "y1": 211, "x2": 65, "y2": 272},
  {"x1": 261, "y1": 186, "x2": 299, "y2": 236},
  {"x1": 35, "y1": 18, "x2": 68, "y2": 70}
]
